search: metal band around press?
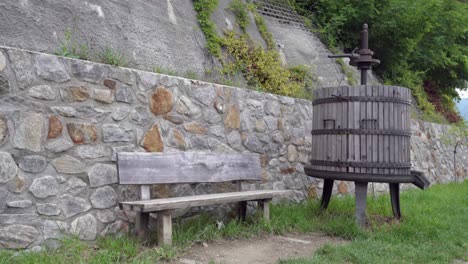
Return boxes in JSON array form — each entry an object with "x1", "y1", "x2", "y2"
[
  {"x1": 311, "y1": 129, "x2": 411, "y2": 136},
  {"x1": 312, "y1": 96, "x2": 411, "y2": 105},
  {"x1": 308, "y1": 160, "x2": 411, "y2": 169}
]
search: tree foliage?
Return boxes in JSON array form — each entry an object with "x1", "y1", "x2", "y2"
[{"x1": 292, "y1": 0, "x2": 468, "y2": 122}]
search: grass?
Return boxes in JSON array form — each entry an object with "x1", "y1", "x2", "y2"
[
  {"x1": 0, "y1": 181, "x2": 466, "y2": 263},
  {"x1": 282, "y1": 181, "x2": 468, "y2": 264}
]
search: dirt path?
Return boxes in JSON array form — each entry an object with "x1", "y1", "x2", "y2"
[{"x1": 175, "y1": 233, "x2": 346, "y2": 264}]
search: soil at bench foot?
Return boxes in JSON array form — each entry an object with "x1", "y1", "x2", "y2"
[{"x1": 175, "y1": 233, "x2": 346, "y2": 264}]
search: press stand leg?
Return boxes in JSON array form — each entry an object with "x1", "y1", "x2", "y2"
[
  {"x1": 355, "y1": 182, "x2": 368, "y2": 227},
  {"x1": 320, "y1": 180, "x2": 334, "y2": 210},
  {"x1": 389, "y1": 183, "x2": 401, "y2": 219}
]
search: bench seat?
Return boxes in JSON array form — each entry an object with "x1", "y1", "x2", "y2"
[
  {"x1": 119, "y1": 190, "x2": 294, "y2": 212},
  {"x1": 117, "y1": 152, "x2": 295, "y2": 245}
]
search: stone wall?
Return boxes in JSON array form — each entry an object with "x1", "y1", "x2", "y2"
[{"x1": 0, "y1": 46, "x2": 466, "y2": 249}]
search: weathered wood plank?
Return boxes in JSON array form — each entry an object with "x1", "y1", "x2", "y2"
[
  {"x1": 389, "y1": 86, "x2": 395, "y2": 174},
  {"x1": 332, "y1": 86, "x2": 343, "y2": 171},
  {"x1": 366, "y1": 85, "x2": 373, "y2": 174},
  {"x1": 378, "y1": 85, "x2": 384, "y2": 175},
  {"x1": 341, "y1": 86, "x2": 349, "y2": 173},
  {"x1": 383, "y1": 86, "x2": 390, "y2": 174},
  {"x1": 360, "y1": 85, "x2": 366, "y2": 173},
  {"x1": 120, "y1": 190, "x2": 293, "y2": 212},
  {"x1": 157, "y1": 210, "x2": 173, "y2": 246},
  {"x1": 354, "y1": 85, "x2": 361, "y2": 173},
  {"x1": 372, "y1": 85, "x2": 379, "y2": 174},
  {"x1": 348, "y1": 85, "x2": 355, "y2": 173},
  {"x1": 117, "y1": 152, "x2": 262, "y2": 184},
  {"x1": 258, "y1": 199, "x2": 271, "y2": 222}
]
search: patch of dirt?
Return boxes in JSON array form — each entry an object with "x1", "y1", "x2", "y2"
[{"x1": 174, "y1": 233, "x2": 347, "y2": 264}]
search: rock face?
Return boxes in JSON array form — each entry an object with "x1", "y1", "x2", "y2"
[
  {"x1": 0, "y1": 152, "x2": 18, "y2": 184},
  {"x1": 47, "y1": 115, "x2": 63, "y2": 139},
  {"x1": 60, "y1": 86, "x2": 90, "y2": 102},
  {"x1": 36, "y1": 203, "x2": 61, "y2": 216},
  {"x1": 0, "y1": 225, "x2": 39, "y2": 249},
  {"x1": 14, "y1": 112, "x2": 43, "y2": 152},
  {"x1": 88, "y1": 164, "x2": 117, "y2": 187},
  {"x1": 90, "y1": 186, "x2": 117, "y2": 209},
  {"x1": 0, "y1": 47, "x2": 465, "y2": 248},
  {"x1": 35, "y1": 54, "x2": 70, "y2": 82},
  {"x1": 51, "y1": 155, "x2": 86, "y2": 174},
  {"x1": 150, "y1": 87, "x2": 173, "y2": 115},
  {"x1": 142, "y1": 124, "x2": 164, "y2": 152},
  {"x1": 29, "y1": 175, "x2": 59, "y2": 198},
  {"x1": 102, "y1": 124, "x2": 134, "y2": 142},
  {"x1": 69, "y1": 214, "x2": 97, "y2": 240},
  {"x1": 60, "y1": 195, "x2": 92, "y2": 218},
  {"x1": 67, "y1": 123, "x2": 98, "y2": 144},
  {"x1": 28, "y1": 85, "x2": 56, "y2": 100},
  {"x1": 0, "y1": 115, "x2": 7, "y2": 145},
  {"x1": 224, "y1": 105, "x2": 241, "y2": 129},
  {"x1": 19, "y1": 155, "x2": 47, "y2": 173}
]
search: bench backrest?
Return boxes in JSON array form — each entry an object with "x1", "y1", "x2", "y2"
[{"x1": 117, "y1": 152, "x2": 262, "y2": 185}]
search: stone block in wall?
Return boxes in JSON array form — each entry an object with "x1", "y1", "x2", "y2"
[
  {"x1": 51, "y1": 155, "x2": 86, "y2": 174},
  {"x1": 88, "y1": 163, "x2": 117, "y2": 187},
  {"x1": 13, "y1": 112, "x2": 44, "y2": 152},
  {"x1": 102, "y1": 124, "x2": 134, "y2": 143},
  {"x1": 0, "y1": 152, "x2": 18, "y2": 184},
  {"x1": 60, "y1": 86, "x2": 90, "y2": 102},
  {"x1": 71, "y1": 60, "x2": 106, "y2": 83},
  {"x1": 27, "y1": 85, "x2": 56, "y2": 101},
  {"x1": 0, "y1": 225, "x2": 39, "y2": 249},
  {"x1": 67, "y1": 123, "x2": 98, "y2": 144},
  {"x1": 35, "y1": 54, "x2": 70, "y2": 83},
  {"x1": 7, "y1": 49, "x2": 35, "y2": 89},
  {"x1": 69, "y1": 214, "x2": 97, "y2": 241},
  {"x1": 150, "y1": 86, "x2": 173, "y2": 115}
]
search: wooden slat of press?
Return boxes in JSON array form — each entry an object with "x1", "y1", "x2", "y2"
[
  {"x1": 389, "y1": 86, "x2": 395, "y2": 175},
  {"x1": 117, "y1": 152, "x2": 262, "y2": 184},
  {"x1": 310, "y1": 90, "x2": 318, "y2": 171},
  {"x1": 383, "y1": 86, "x2": 390, "y2": 174},
  {"x1": 324, "y1": 87, "x2": 332, "y2": 171},
  {"x1": 331, "y1": 86, "x2": 337, "y2": 172},
  {"x1": 397, "y1": 86, "x2": 403, "y2": 175},
  {"x1": 334, "y1": 86, "x2": 341, "y2": 172},
  {"x1": 120, "y1": 190, "x2": 294, "y2": 212},
  {"x1": 348, "y1": 85, "x2": 354, "y2": 173},
  {"x1": 366, "y1": 85, "x2": 373, "y2": 174},
  {"x1": 316, "y1": 88, "x2": 323, "y2": 171},
  {"x1": 393, "y1": 87, "x2": 400, "y2": 175},
  {"x1": 353, "y1": 86, "x2": 361, "y2": 173},
  {"x1": 372, "y1": 85, "x2": 379, "y2": 174},
  {"x1": 341, "y1": 86, "x2": 349, "y2": 173},
  {"x1": 378, "y1": 85, "x2": 385, "y2": 175},
  {"x1": 403, "y1": 88, "x2": 412, "y2": 175},
  {"x1": 360, "y1": 85, "x2": 367, "y2": 173},
  {"x1": 320, "y1": 88, "x2": 326, "y2": 171},
  {"x1": 401, "y1": 87, "x2": 406, "y2": 175}
]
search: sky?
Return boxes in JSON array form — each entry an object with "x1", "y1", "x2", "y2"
[{"x1": 457, "y1": 89, "x2": 468, "y2": 98}]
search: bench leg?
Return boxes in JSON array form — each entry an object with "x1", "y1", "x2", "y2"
[
  {"x1": 258, "y1": 199, "x2": 271, "y2": 222},
  {"x1": 135, "y1": 212, "x2": 149, "y2": 240},
  {"x1": 157, "y1": 210, "x2": 172, "y2": 246},
  {"x1": 238, "y1": 201, "x2": 247, "y2": 222}
]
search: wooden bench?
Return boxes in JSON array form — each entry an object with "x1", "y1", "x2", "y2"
[{"x1": 117, "y1": 152, "x2": 293, "y2": 245}]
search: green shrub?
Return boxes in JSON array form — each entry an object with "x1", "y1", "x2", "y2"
[
  {"x1": 194, "y1": 0, "x2": 222, "y2": 57},
  {"x1": 98, "y1": 46, "x2": 127, "y2": 67},
  {"x1": 227, "y1": 0, "x2": 250, "y2": 33},
  {"x1": 55, "y1": 28, "x2": 90, "y2": 60},
  {"x1": 222, "y1": 31, "x2": 306, "y2": 97}
]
